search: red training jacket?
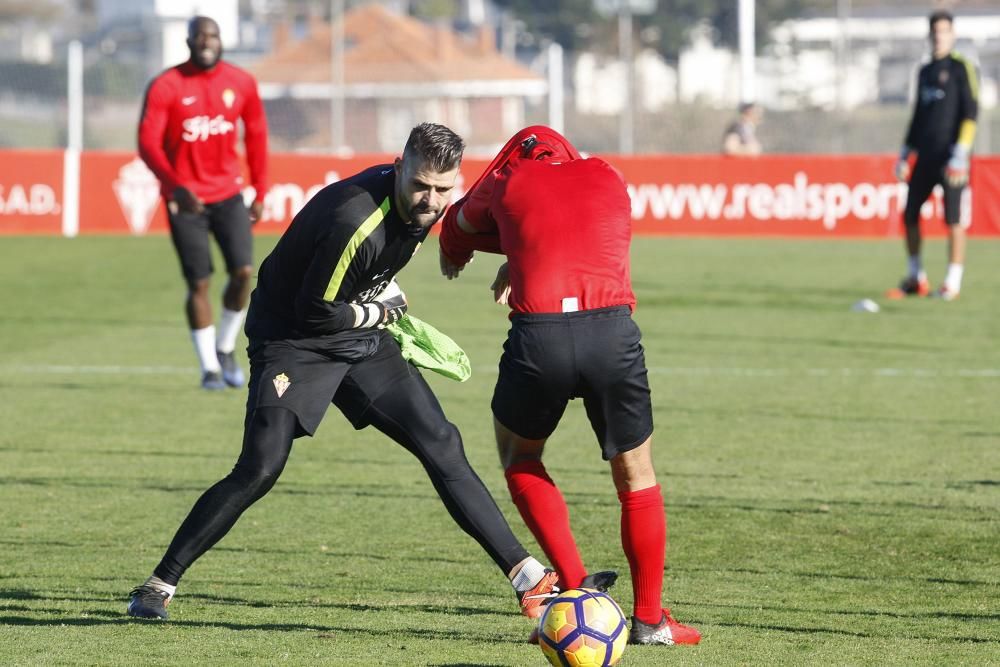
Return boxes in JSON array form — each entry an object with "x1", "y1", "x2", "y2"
[
  {"x1": 440, "y1": 156, "x2": 636, "y2": 315},
  {"x1": 138, "y1": 60, "x2": 268, "y2": 204}
]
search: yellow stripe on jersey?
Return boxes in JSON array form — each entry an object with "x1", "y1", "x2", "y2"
[
  {"x1": 323, "y1": 196, "x2": 391, "y2": 302},
  {"x1": 952, "y1": 52, "x2": 979, "y2": 100},
  {"x1": 958, "y1": 119, "x2": 977, "y2": 151},
  {"x1": 951, "y1": 53, "x2": 979, "y2": 151}
]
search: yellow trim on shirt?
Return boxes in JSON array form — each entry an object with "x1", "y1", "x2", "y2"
[
  {"x1": 952, "y1": 52, "x2": 979, "y2": 100},
  {"x1": 323, "y1": 196, "x2": 391, "y2": 301},
  {"x1": 957, "y1": 119, "x2": 977, "y2": 151}
]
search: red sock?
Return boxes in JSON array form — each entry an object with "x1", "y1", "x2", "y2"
[
  {"x1": 619, "y1": 485, "x2": 665, "y2": 625},
  {"x1": 505, "y1": 461, "x2": 587, "y2": 589}
]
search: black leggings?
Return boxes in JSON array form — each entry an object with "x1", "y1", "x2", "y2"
[
  {"x1": 154, "y1": 387, "x2": 528, "y2": 585},
  {"x1": 154, "y1": 407, "x2": 296, "y2": 584},
  {"x1": 362, "y1": 374, "x2": 529, "y2": 574}
]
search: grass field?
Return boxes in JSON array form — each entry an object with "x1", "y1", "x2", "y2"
[{"x1": 1, "y1": 235, "x2": 998, "y2": 666}]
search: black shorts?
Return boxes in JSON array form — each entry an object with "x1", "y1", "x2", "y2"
[
  {"x1": 245, "y1": 329, "x2": 417, "y2": 437},
  {"x1": 491, "y1": 306, "x2": 653, "y2": 461},
  {"x1": 167, "y1": 193, "x2": 253, "y2": 282},
  {"x1": 904, "y1": 155, "x2": 970, "y2": 228}
]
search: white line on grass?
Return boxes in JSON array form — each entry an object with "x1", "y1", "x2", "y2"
[
  {"x1": 1, "y1": 364, "x2": 192, "y2": 375},
  {"x1": 2, "y1": 365, "x2": 998, "y2": 378},
  {"x1": 647, "y1": 367, "x2": 1000, "y2": 378}
]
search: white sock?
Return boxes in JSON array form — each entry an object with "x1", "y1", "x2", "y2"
[
  {"x1": 216, "y1": 307, "x2": 247, "y2": 354},
  {"x1": 944, "y1": 263, "x2": 964, "y2": 292},
  {"x1": 510, "y1": 557, "x2": 548, "y2": 593},
  {"x1": 907, "y1": 255, "x2": 925, "y2": 281},
  {"x1": 191, "y1": 326, "x2": 221, "y2": 373},
  {"x1": 144, "y1": 575, "x2": 176, "y2": 600}
]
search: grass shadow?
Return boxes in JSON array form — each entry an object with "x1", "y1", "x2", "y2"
[{"x1": 0, "y1": 614, "x2": 527, "y2": 644}]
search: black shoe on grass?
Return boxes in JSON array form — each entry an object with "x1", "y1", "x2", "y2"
[
  {"x1": 127, "y1": 585, "x2": 170, "y2": 619},
  {"x1": 201, "y1": 370, "x2": 226, "y2": 391},
  {"x1": 216, "y1": 350, "x2": 245, "y2": 388},
  {"x1": 580, "y1": 570, "x2": 618, "y2": 591}
]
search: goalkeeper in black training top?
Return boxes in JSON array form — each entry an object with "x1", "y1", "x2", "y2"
[
  {"x1": 888, "y1": 10, "x2": 978, "y2": 302},
  {"x1": 125, "y1": 123, "x2": 565, "y2": 624}
]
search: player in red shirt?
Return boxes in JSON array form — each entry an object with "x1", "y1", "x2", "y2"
[
  {"x1": 139, "y1": 16, "x2": 269, "y2": 390},
  {"x1": 439, "y1": 126, "x2": 701, "y2": 647}
]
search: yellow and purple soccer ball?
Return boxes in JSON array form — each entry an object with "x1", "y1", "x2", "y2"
[{"x1": 538, "y1": 588, "x2": 628, "y2": 667}]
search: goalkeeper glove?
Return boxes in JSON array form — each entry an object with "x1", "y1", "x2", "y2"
[
  {"x1": 351, "y1": 280, "x2": 407, "y2": 328},
  {"x1": 894, "y1": 148, "x2": 912, "y2": 183},
  {"x1": 945, "y1": 145, "x2": 970, "y2": 188}
]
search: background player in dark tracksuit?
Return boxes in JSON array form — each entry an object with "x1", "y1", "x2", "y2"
[
  {"x1": 438, "y1": 126, "x2": 700, "y2": 647},
  {"x1": 139, "y1": 16, "x2": 269, "y2": 389},
  {"x1": 889, "y1": 10, "x2": 978, "y2": 301},
  {"x1": 127, "y1": 123, "x2": 558, "y2": 623}
]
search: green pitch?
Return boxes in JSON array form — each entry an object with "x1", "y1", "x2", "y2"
[{"x1": 0, "y1": 235, "x2": 997, "y2": 666}]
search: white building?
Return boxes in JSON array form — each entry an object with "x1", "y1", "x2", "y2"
[
  {"x1": 677, "y1": 23, "x2": 738, "y2": 107},
  {"x1": 768, "y1": 7, "x2": 999, "y2": 110},
  {"x1": 573, "y1": 6, "x2": 999, "y2": 115},
  {"x1": 574, "y1": 48, "x2": 676, "y2": 114}
]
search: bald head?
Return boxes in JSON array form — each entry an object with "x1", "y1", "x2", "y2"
[{"x1": 187, "y1": 16, "x2": 222, "y2": 70}]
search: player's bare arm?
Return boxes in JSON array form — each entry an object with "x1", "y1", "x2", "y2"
[
  {"x1": 249, "y1": 200, "x2": 264, "y2": 224},
  {"x1": 439, "y1": 209, "x2": 479, "y2": 279},
  {"x1": 491, "y1": 262, "x2": 511, "y2": 305}
]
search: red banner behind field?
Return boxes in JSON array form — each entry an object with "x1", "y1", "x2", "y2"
[
  {"x1": 0, "y1": 150, "x2": 64, "y2": 234},
  {"x1": 617, "y1": 155, "x2": 1000, "y2": 237},
  {"x1": 1, "y1": 150, "x2": 998, "y2": 236}
]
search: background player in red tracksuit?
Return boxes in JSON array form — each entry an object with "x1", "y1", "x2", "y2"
[
  {"x1": 438, "y1": 126, "x2": 701, "y2": 646},
  {"x1": 139, "y1": 16, "x2": 269, "y2": 389}
]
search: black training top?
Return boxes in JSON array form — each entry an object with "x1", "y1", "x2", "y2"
[
  {"x1": 904, "y1": 52, "x2": 978, "y2": 159},
  {"x1": 245, "y1": 164, "x2": 427, "y2": 348}
]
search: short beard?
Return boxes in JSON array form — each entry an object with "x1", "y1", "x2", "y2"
[
  {"x1": 407, "y1": 207, "x2": 441, "y2": 228},
  {"x1": 193, "y1": 50, "x2": 221, "y2": 69}
]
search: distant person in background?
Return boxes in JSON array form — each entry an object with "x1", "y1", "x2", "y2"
[
  {"x1": 722, "y1": 102, "x2": 763, "y2": 156},
  {"x1": 888, "y1": 10, "x2": 978, "y2": 301},
  {"x1": 138, "y1": 15, "x2": 269, "y2": 389}
]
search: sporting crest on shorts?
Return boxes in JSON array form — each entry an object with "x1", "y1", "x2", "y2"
[{"x1": 273, "y1": 372, "x2": 291, "y2": 398}]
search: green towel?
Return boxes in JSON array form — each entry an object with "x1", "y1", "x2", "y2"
[{"x1": 386, "y1": 314, "x2": 471, "y2": 382}]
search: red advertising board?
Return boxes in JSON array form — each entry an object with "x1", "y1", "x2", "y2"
[
  {"x1": 79, "y1": 152, "x2": 166, "y2": 235},
  {"x1": 972, "y1": 156, "x2": 1000, "y2": 235},
  {"x1": 0, "y1": 150, "x2": 64, "y2": 234},
  {"x1": 615, "y1": 154, "x2": 1000, "y2": 237},
  {"x1": 2, "y1": 149, "x2": 998, "y2": 237},
  {"x1": 75, "y1": 151, "x2": 491, "y2": 235}
]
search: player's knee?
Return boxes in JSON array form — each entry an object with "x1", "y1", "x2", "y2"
[
  {"x1": 494, "y1": 419, "x2": 545, "y2": 470},
  {"x1": 230, "y1": 407, "x2": 296, "y2": 497},
  {"x1": 437, "y1": 422, "x2": 465, "y2": 457},
  {"x1": 423, "y1": 422, "x2": 467, "y2": 470},
  {"x1": 226, "y1": 464, "x2": 280, "y2": 503},
  {"x1": 610, "y1": 439, "x2": 657, "y2": 492},
  {"x1": 902, "y1": 210, "x2": 920, "y2": 229},
  {"x1": 186, "y1": 277, "x2": 211, "y2": 296},
  {"x1": 231, "y1": 265, "x2": 253, "y2": 283}
]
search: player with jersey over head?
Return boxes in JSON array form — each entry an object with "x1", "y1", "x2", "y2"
[
  {"x1": 438, "y1": 126, "x2": 701, "y2": 647},
  {"x1": 139, "y1": 15, "x2": 269, "y2": 389},
  {"x1": 888, "y1": 10, "x2": 978, "y2": 301},
  {"x1": 126, "y1": 123, "x2": 560, "y2": 625}
]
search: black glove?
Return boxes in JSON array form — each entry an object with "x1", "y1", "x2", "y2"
[
  {"x1": 375, "y1": 292, "x2": 407, "y2": 326},
  {"x1": 352, "y1": 280, "x2": 408, "y2": 328}
]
